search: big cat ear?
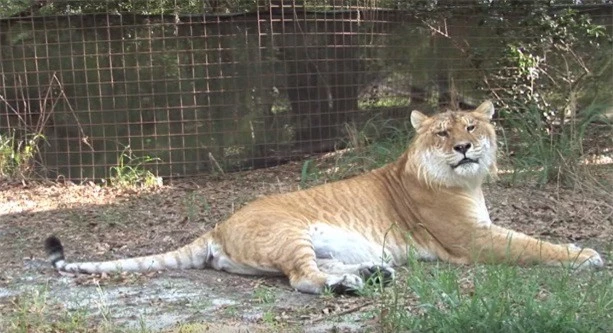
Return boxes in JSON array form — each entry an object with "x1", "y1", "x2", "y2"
[
  {"x1": 474, "y1": 101, "x2": 495, "y2": 120},
  {"x1": 411, "y1": 110, "x2": 427, "y2": 130}
]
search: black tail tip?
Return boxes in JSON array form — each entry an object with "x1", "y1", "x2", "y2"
[{"x1": 44, "y1": 235, "x2": 64, "y2": 256}]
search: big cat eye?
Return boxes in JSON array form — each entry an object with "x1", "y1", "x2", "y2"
[
  {"x1": 436, "y1": 131, "x2": 448, "y2": 137},
  {"x1": 467, "y1": 125, "x2": 475, "y2": 132}
]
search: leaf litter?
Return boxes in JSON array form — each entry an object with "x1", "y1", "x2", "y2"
[{"x1": 0, "y1": 161, "x2": 611, "y2": 332}]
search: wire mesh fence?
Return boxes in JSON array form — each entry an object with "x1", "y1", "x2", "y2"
[{"x1": 0, "y1": 1, "x2": 611, "y2": 181}]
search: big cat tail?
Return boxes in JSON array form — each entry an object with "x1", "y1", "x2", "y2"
[
  {"x1": 45, "y1": 235, "x2": 67, "y2": 270},
  {"x1": 43, "y1": 234, "x2": 212, "y2": 274}
]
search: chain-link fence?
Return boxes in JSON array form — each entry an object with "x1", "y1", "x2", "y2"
[{"x1": 1, "y1": 1, "x2": 611, "y2": 181}]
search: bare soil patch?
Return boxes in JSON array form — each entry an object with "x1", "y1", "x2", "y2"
[{"x1": 0, "y1": 161, "x2": 611, "y2": 332}]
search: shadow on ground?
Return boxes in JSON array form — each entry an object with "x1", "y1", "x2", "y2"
[
  {"x1": 0, "y1": 162, "x2": 611, "y2": 331},
  {"x1": 0, "y1": 168, "x2": 386, "y2": 332}
]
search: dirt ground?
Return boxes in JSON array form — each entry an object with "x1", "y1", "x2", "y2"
[{"x1": 0, "y1": 160, "x2": 611, "y2": 332}]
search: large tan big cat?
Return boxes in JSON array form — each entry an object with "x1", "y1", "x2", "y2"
[{"x1": 45, "y1": 101, "x2": 604, "y2": 294}]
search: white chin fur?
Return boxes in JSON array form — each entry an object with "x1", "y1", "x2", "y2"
[
  {"x1": 418, "y1": 142, "x2": 493, "y2": 188},
  {"x1": 453, "y1": 162, "x2": 482, "y2": 177}
]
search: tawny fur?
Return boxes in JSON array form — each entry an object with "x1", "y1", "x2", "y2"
[{"x1": 45, "y1": 101, "x2": 604, "y2": 294}]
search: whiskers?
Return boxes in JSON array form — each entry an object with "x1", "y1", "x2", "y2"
[{"x1": 407, "y1": 142, "x2": 495, "y2": 189}]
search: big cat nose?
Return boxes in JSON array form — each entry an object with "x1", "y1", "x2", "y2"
[{"x1": 453, "y1": 142, "x2": 472, "y2": 154}]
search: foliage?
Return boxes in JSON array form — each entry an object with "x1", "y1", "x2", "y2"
[
  {"x1": 7, "y1": 287, "x2": 89, "y2": 333},
  {"x1": 0, "y1": 0, "x2": 414, "y2": 17},
  {"x1": 379, "y1": 258, "x2": 613, "y2": 333},
  {"x1": 1, "y1": 1, "x2": 610, "y2": 184},
  {"x1": 0, "y1": 0, "x2": 253, "y2": 16},
  {"x1": 298, "y1": 116, "x2": 412, "y2": 186},
  {"x1": 0, "y1": 0, "x2": 30, "y2": 18},
  {"x1": 499, "y1": 102, "x2": 611, "y2": 186},
  {"x1": 0, "y1": 131, "x2": 45, "y2": 179},
  {"x1": 300, "y1": 159, "x2": 318, "y2": 187},
  {"x1": 484, "y1": 6, "x2": 610, "y2": 185},
  {"x1": 108, "y1": 146, "x2": 162, "y2": 188},
  {"x1": 399, "y1": 2, "x2": 612, "y2": 186},
  {"x1": 490, "y1": 7, "x2": 610, "y2": 124},
  {"x1": 253, "y1": 286, "x2": 276, "y2": 304},
  {"x1": 401, "y1": 1, "x2": 611, "y2": 124}
]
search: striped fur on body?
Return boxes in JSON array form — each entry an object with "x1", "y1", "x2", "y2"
[{"x1": 45, "y1": 101, "x2": 604, "y2": 295}]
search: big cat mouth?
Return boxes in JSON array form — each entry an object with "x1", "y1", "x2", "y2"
[{"x1": 452, "y1": 158, "x2": 478, "y2": 169}]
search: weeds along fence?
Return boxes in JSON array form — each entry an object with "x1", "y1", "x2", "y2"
[{"x1": 0, "y1": 1, "x2": 611, "y2": 181}]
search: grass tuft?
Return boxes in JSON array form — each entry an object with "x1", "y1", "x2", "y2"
[
  {"x1": 378, "y1": 259, "x2": 613, "y2": 333},
  {"x1": 300, "y1": 116, "x2": 413, "y2": 186},
  {"x1": 499, "y1": 102, "x2": 612, "y2": 188},
  {"x1": 6, "y1": 287, "x2": 89, "y2": 333},
  {"x1": 0, "y1": 131, "x2": 46, "y2": 180},
  {"x1": 108, "y1": 145, "x2": 162, "y2": 188}
]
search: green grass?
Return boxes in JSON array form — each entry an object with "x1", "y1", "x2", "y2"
[
  {"x1": 108, "y1": 145, "x2": 162, "y2": 188},
  {"x1": 378, "y1": 258, "x2": 613, "y2": 333},
  {"x1": 253, "y1": 286, "x2": 276, "y2": 304},
  {"x1": 498, "y1": 102, "x2": 612, "y2": 187},
  {"x1": 300, "y1": 117, "x2": 413, "y2": 185},
  {"x1": 8, "y1": 263, "x2": 611, "y2": 332},
  {"x1": 310, "y1": 108, "x2": 613, "y2": 332},
  {"x1": 6, "y1": 287, "x2": 90, "y2": 333},
  {"x1": 0, "y1": 131, "x2": 45, "y2": 179},
  {"x1": 5, "y1": 286, "x2": 158, "y2": 333},
  {"x1": 300, "y1": 102, "x2": 611, "y2": 190},
  {"x1": 5, "y1": 106, "x2": 610, "y2": 332}
]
